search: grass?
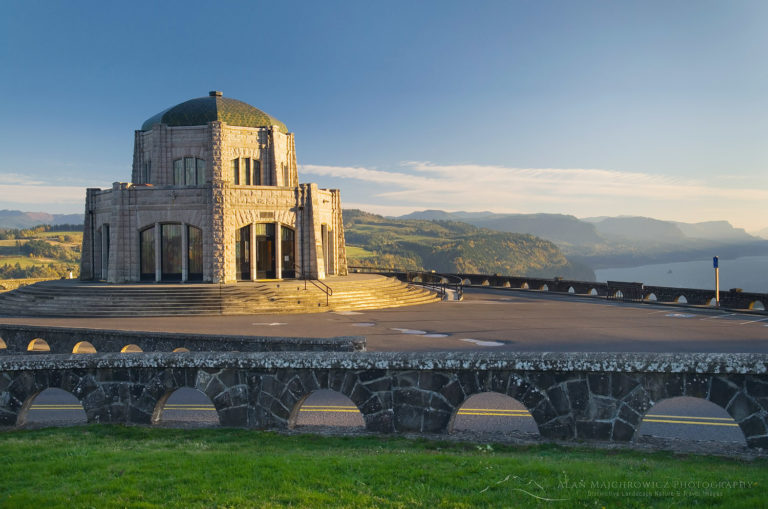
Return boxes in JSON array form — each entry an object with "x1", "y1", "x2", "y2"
[
  {"x1": 0, "y1": 256, "x2": 59, "y2": 267},
  {"x1": 346, "y1": 245, "x2": 376, "y2": 258},
  {"x1": 0, "y1": 426, "x2": 765, "y2": 508}
]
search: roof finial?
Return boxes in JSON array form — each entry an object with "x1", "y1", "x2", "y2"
[{"x1": 209, "y1": 91, "x2": 223, "y2": 97}]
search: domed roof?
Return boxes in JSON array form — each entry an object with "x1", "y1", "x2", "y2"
[{"x1": 140, "y1": 91, "x2": 288, "y2": 133}]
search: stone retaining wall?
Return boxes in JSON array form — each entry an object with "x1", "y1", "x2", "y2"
[
  {"x1": 0, "y1": 324, "x2": 364, "y2": 355},
  {"x1": 371, "y1": 270, "x2": 767, "y2": 311},
  {"x1": 1, "y1": 351, "x2": 766, "y2": 448}
]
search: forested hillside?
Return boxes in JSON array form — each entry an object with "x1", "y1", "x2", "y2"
[
  {"x1": 0, "y1": 225, "x2": 82, "y2": 279},
  {"x1": 344, "y1": 210, "x2": 595, "y2": 280}
]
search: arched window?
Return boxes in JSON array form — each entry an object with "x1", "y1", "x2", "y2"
[{"x1": 173, "y1": 157, "x2": 205, "y2": 186}]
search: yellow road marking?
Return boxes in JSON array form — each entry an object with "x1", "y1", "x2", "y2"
[
  {"x1": 642, "y1": 418, "x2": 738, "y2": 427},
  {"x1": 26, "y1": 405, "x2": 740, "y2": 427},
  {"x1": 645, "y1": 413, "x2": 734, "y2": 421}
]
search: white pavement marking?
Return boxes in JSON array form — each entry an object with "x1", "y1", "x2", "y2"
[
  {"x1": 738, "y1": 317, "x2": 768, "y2": 325},
  {"x1": 666, "y1": 313, "x2": 695, "y2": 319},
  {"x1": 251, "y1": 322, "x2": 287, "y2": 326},
  {"x1": 351, "y1": 322, "x2": 376, "y2": 327},
  {"x1": 459, "y1": 338, "x2": 504, "y2": 347},
  {"x1": 423, "y1": 333, "x2": 449, "y2": 338},
  {"x1": 334, "y1": 311, "x2": 363, "y2": 315},
  {"x1": 390, "y1": 327, "x2": 427, "y2": 335},
  {"x1": 699, "y1": 314, "x2": 736, "y2": 321}
]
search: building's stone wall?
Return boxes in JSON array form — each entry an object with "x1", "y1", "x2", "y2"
[
  {"x1": 0, "y1": 324, "x2": 364, "y2": 355},
  {"x1": 1, "y1": 351, "x2": 766, "y2": 448},
  {"x1": 81, "y1": 118, "x2": 347, "y2": 283}
]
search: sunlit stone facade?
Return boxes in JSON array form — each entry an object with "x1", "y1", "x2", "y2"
[{"x1": 80, "y1": 92, "x2": 347, "y2": 283}]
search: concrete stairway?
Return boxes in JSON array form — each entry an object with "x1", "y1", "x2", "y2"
[{"x1": 0, "y1": 275, "x2": 440, "y2": 317}]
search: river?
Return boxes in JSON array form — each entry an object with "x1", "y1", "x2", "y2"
[{"x1": 594, "y1": 255, "x2": 768, "y2": 293}]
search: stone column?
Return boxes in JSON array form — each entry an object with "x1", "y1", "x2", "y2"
[{"x1": 209, "y1": 122, "x2": 228, "y2": 283}]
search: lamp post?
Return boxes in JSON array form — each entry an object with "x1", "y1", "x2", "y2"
[{"x1": 713, "y1": 256, "x2": 720, "y2": 307}]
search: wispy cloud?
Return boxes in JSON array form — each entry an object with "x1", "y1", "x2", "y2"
[{"x1": 301, "y1": 162, "x2": 768, "y2": 229}]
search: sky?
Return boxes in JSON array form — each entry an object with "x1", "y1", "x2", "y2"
[{"x1": 1, "y1": 1, "x2": 766, "y2": 232}]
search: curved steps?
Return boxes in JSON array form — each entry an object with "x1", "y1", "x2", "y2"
[{"x1": 0, "y1": 275, "x2": 440, "y2": 317}]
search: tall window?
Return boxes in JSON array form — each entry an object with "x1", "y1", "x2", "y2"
[
  {"x1": 142, "y1": 161, "x2": 151, "y2": 184},
  {"x1": 232, "y1": 157, "x2": 262, "y2": 186},
  {"x1": 188, "y1": 225, "x2": 203, "y2": 281},
  {"x1": 173, "y1": 158, "x2": 205, "y2": 186},
  {"x1": 232, "y1": 158, "x2": 240, "y2": 185},
  {"x1": 140, "y1": 226, "x2": 155, "y2": 281},
  {"x1": 161, "y1": 224, "x2": 182, "y2": 281},
  {"x1": 253, "y1": 160, "x2": 261, "y2": 185}
]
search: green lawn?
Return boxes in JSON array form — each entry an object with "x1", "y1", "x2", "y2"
[
  {"x1": 346, "y1": 245, "x2": 376, "y2": 258},
  {"x1": 0, "y1": 426, "x2": 764, "y2": 508},
  {"x1": 0, "y1": 256, "x2": 59, "y2": 267}
]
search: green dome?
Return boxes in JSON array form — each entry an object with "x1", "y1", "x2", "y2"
[{"x1": 141, "y1": 91, "x2": 288, "y2": 133}]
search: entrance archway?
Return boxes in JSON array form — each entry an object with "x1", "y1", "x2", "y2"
[{"x1": 255, "y1": 223, "x2": 275, "y2": 279}]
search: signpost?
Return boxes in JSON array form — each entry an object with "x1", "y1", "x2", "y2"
[{"x1": 713, "y1": 256, "x2": 720, "y2": 307}]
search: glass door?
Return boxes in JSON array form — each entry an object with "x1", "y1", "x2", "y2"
[
  {"x1": 236, "y1": 225, "x2": 251, "y2": 281},
  {"x1": 255, "y1": 223, "x2": 275, "y2": 279}
]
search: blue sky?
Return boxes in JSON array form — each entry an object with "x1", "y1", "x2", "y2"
[{"x1": 1, "y1": 1, "x2": 766, "y2": 231}]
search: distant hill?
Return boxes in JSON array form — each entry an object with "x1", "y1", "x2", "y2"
[
  {"x1": 344, "y1": 210, "x2": 595, "y2": 280},
  {"x1": 0, "y1": 210, "x2": 83, "y2": 229},
  {"x1": 396, "y1": 210, "x2": 767, "y2": 269}
]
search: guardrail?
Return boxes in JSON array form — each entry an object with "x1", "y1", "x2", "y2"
[
  {"x1": 293, "y1": 263, "x2": 333, "y2": 306},
  {"x1": 349, "y1": 268, "x2": 767, "y2": 312},
  {"x1": 349, "y1": 266, "x2": 463, "y2": 300}
]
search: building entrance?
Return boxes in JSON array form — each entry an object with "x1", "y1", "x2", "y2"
[
  {"x1": 255, "y1": 223, "x2": 276, "y2": 279},
  {"x1": 236, "y1": 225, "x2": 251, "y2": 281}
]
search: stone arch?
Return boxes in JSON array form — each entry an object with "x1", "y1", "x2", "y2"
[
  {"x1": 152, "y1": 386, "x2": 220, "y2": 427},
  {"x1": 707, "y1": 297, "x2": 717, "y2": 307},
  {"x1": 0, "y1": 337, "x2": 6, "y2": 350},
  {"x1": 4, "y1": 370, "x2": 95, "y2": 427},
  {"x1": 750, "y1": 300, "x2": 765, "y2": 311},
  {"x1": 438, "y1": 371, "x2": 570, "y2": 440},
  {"x1": 567, "y1": 286, "x2": 575, "y2": 294},
  {"x1": 645, "y1": 293, "x2": 658, "y2": 302},
  {"x1": 520, "y1": 282, "x2": 529, "y2": 289},
  {"x1": 260, "y1": 369, "x2": 390, "y2": 432},
  {"x1": 539, "y1": 284, "x2": 549, "y2": 291},
  {"x1": 288, "y1": 389, "x2": 365, "y2": 429},
  {"x1": 145, "y1": 368, "x2": 232, "y2": 426},
  {"x1": 73, "y1": 341, "x2": 97, "y2": 354},
  {"x1": 448, "y1": 391, "x2": 539, "y2": 436},
  {"x1": 461, "y1": 279, "x2": 471, "y2": 285},
  {"x1": 676, "y1": 295, "x2": 688, "y2": 304},
  {"x1": 481, "y1": 280, "x2": 490, "y2": 286},
  {"x1": 613, "y1": 290, "x2": 624, "y2": 299},
  {"x1": 17, "y1": 387, "x2": 87, "y2": 427},
  {"x1": 588, "y1": 288, "x2": 598, "y2": 296},
  {"x1": 635, "y1": 395, "x2": 746, "y2": 446},
  {"x1": 502, "y1": 281, "x2": 511, "y2": 288},
  {"x1": 121, "y1": 344, "x2": 143, "y2": 353},
  {"x1": 27, "y1": 338, "x2": 50, "y2": 352},
  {"x1": 173, "y1": 347, "x2": 190, "y2": 353}
]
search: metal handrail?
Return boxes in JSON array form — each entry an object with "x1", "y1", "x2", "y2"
[
  {"x1": 293, "y1": 263, "x2": 333, "y2": 306},
  {"x1": 348, "y1": 266, "x2": 463, "y2": 301}
]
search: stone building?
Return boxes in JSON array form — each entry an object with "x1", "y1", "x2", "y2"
[{"x1": 80, "y1": 91, "x2": 347, "y2": 283}]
